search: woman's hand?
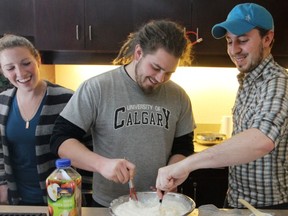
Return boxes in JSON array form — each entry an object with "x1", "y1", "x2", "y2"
[{"x1": 0, "y1": 184, "x2": 8, "y2": 205}]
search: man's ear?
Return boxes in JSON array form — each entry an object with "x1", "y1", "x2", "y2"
[
  {"x1": 264, "y1": 30, "x2": 274, "y2": 48},
  {"x1": 134, "y1": 44, "x2": 143, "y2": 61}
]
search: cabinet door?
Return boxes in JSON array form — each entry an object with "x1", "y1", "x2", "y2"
[
  {"x1": 190, "y1": 0, "x2": 237, "y2": 66},
  {"x1": 84, "y1": 0, "x2": 192, "y2": 52},
  {"x1": 133, "y1": 0, "x2": 192, "y2": 29},
  {"x1": 179, "y1": 168, "x2": 228, "y2": 208},
  {"x1": 35, "y1": 0, "x2": 85, "y2": 50},
  {"x1": 84, "y1": 0, "x2": 134, "y2": 52},
  {"x1": 0, "y1": 0, "x2": 34, "y2": 37},
  {"x1": 261, "y1": 1, "x2": 288, "y2": 58}
]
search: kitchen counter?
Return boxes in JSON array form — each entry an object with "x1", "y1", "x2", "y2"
[
  {"x1": 1, "y1": 205, "x2": 288, "y2": 216},
  {"x1": 194, "y1": 141, "x2": 217, "y2": 152}
]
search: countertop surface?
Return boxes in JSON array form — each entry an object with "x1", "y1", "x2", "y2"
[
  {"x1": 194, "y1": 141, "x2": 217, "y2": 152},
  {"x1": 1, "y1": 205, "x2": 288, "y2": 216},
  {"x1": 2, "y1": 141, "x2": 285, "y2": 216}
]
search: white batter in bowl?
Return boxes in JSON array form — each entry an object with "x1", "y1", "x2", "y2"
[{"x1": 109, "y1": 192, "x2": 196, "y2": 216}]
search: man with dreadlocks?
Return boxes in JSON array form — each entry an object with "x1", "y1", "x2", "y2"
[{"x1": 50, "y1": 20, "x2": 195, "y2": 207}]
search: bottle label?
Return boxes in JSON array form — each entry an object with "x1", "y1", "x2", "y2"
[{"x1": 46, "y1": 177, "x2": 81, "y2": 216}]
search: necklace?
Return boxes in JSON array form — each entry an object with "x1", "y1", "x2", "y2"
[{"x1": 17, "y1": 83, "x2": 47, "y2": 129}]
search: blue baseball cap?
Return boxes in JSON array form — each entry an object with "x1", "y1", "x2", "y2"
[{"x1": 211, "y1": 3, "x2": 274, "y2": 39}]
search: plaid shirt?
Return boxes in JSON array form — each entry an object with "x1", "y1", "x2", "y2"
[{"x1": 228, "y1": 55, "x2": 288, "y2": 208}]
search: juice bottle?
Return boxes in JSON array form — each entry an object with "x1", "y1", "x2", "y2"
[{"x1": 46, "y1": 158, "x2": 82, "y2": 216}]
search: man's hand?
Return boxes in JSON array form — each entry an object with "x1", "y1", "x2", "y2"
[
  {"x1": 156, "y1": 162, "x2": 189, "y2": 192},
  {"x1": 99, "y1": 158, "x2": 136, "y2": 184}
]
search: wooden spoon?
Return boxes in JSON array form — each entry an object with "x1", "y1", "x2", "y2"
[{"x1": 238, "y1": 199, "x2": 272, "y2": 216}]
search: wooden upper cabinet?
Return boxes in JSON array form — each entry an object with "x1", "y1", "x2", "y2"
[
  {"x1": 35, "y1": 0, "x2": 85, "y2": 50},
  {"x1": 34, "y1": 0, "x2": 193, "y2": 53},
  {"x1": 189, "y1": 0, "x2": 235, "y2": 66},
  {"x1": 84, "y1": 0, "x2": 133, "y2": 52},
  {"x1": 34, "y1": 0, "x2": 133, "y2": 52},
  {"x1": 132, "y1": 0, "x2": 192, "y2": 29},
  {"x1": 264, "y1": 1, "x2": 288, "y2": 57},
  {"x1": 0, "y1": 0, "x2": 34, "y2": 37},
  {"x1": 28, "y1": 0, "x2": 288, "y2": 66}
]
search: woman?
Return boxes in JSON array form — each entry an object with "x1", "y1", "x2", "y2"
[
  {"x1": 0, "y1": 73, "x2": 12, "y2": 92},
  {"x1": 0, "y1": 34, "x2": 73, "y2": 205}
]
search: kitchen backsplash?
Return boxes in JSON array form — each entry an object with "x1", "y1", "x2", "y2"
[{"x1": 41, "y1": 65, "x2": 239, "y2": 125}]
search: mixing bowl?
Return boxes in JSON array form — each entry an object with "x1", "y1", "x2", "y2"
[{"x1": 109, "y1": 191, "x2": 196, "y2": 216}]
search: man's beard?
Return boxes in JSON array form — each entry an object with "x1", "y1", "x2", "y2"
[
  {"x1": 235, "y1": 45, "x2": 264, "y2": 89},
  {"x1": 135, "y1": 60, "x2": 155, "y2": 94},
  {"x1": 234, "y1": 44, "x2": 264, "y2": 73}
]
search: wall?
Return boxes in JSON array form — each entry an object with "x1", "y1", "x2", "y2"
[
  {"x1": 54, "y1": 65, "x2": 239, "y2": 128},
  {"x1": 40, "y1": 64, "x2": 55, "y2": 83}
]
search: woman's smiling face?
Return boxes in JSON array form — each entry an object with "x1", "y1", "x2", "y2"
[{"x1": 0, "y1": 46, "x2": 40, "y2": 91}]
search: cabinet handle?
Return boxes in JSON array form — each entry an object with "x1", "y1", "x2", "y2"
[
  {"x1": 178, "y1": 186, "x2": 183, "y2": 194},
  {"x1": 193, "y1": 182, "x2": 197, "y2": 202},
  {"x1": 89, "y1": 25, "x2": 92, "y2": 41},
  {"x1": 76, "y1": 25, "x2": 79, "y2": 40}
]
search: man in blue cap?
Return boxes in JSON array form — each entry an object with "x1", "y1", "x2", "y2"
[{"x1": 156, "y1": 3, "x2": 288, "y2": 209}]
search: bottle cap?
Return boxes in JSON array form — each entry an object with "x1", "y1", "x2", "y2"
[{"x1": 56, "y1": 158, "x2": 71, "y2": 168}]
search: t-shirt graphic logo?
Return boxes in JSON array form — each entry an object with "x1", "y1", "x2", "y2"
[{"x1": 114, "y1": 104, "x2": 170, "y2": 129}]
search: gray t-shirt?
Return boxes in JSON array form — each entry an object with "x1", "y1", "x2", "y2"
[{"x1": 61, "y1": 66, "x2": 195, "y2": 206}]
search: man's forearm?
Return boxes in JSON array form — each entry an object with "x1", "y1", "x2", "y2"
[
  {"x1": 58, "y1": 138, "x2": 104, "y2": 173},
  {"x1": 167, "y1": 154, "x2": 186, "y2": 165},
  {"x1": 182, "y1": 128, "x2": 274, "y2": 173}
]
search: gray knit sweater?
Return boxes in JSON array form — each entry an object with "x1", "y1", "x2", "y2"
[{"x1": 0, "y1": 81, "x2": 73, "y2": 204}]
